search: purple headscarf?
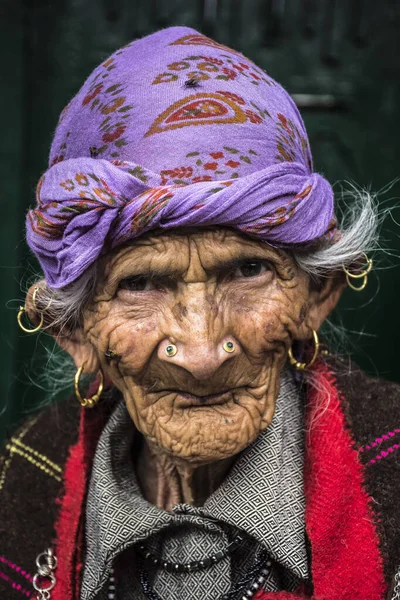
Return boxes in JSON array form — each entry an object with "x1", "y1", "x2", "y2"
[{"x1": 26, "y1": 26, "x2": 336, "y2": 289}]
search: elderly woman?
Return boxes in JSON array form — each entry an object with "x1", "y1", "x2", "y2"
[{"x1": 1, "y1": 26, "x2": 399, "y2": 600}]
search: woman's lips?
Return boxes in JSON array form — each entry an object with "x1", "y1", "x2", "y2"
[
  {"x1": 151, "y1": 387, "x2": 243, "y2": 407},
  {"x1": 175, "y1": 390, "x2": 233, "y2": 407}
]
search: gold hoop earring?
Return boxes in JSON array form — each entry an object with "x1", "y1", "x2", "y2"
[
  {"x1": 32, "y1": 286, "x2": 53, "y2": 312},
  {"x1": 74, "y1": 366, "x2": 104, "y2": 408},
  {"x1": 288, "y1": 329, "x2": 320, "y2": 371},
  {"x1": 343, "y1": 254, "x2": 373, "y2": 292},
  {"x1": 17, "y1": 307, "x2": 44, "y2": 333},
  {"x1": 17, "y1": 286, "x2": 53, "y2": 333}
]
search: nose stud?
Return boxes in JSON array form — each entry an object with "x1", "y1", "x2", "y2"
[
  {"x1": 165, "y1": 344, "x2": 178, "y2": 357},
  {"x1": 223, "y1": 341, "x2": 235, "y2": 353}
]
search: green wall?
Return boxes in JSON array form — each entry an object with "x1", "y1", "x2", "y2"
[{"x1": 1, "y1": 0, "x2": 399, "y2": 442}]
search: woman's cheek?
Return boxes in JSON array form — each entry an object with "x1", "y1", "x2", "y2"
[{"x1": 233, "y1": 295, "x2": 298, "y2": 355}]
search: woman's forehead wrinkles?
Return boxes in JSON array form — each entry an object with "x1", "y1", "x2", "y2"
[
  {"x1": 184, "y1": 237, "x2": 209, "y2": 282},
  {"x1": 105, "y1": 234, "x2": 180, "y2": 274}
]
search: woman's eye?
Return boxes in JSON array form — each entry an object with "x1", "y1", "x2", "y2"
[
  {"x1": 233, "y1": 260, "x2": 269, "y2": 278},
  {"x1": 118, "y1": 276, "x2": 154, "y2": 291}
]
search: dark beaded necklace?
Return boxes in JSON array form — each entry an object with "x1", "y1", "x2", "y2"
[
  {"x1": 138, "y1": 532, "x2": 244, "y2": 573},
  {"x1": 138, "y1": 551, "x2": 272, "y2": 600}
]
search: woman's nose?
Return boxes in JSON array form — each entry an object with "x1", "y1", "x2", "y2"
[{"x1": 157, "y1": 337, "x2": 240, "y2": 380}]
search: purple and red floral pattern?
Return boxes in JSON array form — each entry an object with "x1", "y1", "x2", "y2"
[
  {"x1": 160, "y1": 147, "x2": 259, "y2": 185},
  {"x1": 51, "y1": 43, "x2": 135, "y2": 162},
  {"x1": 27, "y1": 26, "x2": 336, "y2": 289},
  {"x1": 275, "y1": 112, "x2": 312, "y2": 171},
  {"x1": 152, "y1": 52, "x2": 274, "y2": 88},
  {"x1": 145, "y1": 92, "x2": 270, "y2": 137}
]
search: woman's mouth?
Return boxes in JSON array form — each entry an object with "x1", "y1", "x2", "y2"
[{"x1": 177, "y1": 390, "x2": 233, "y2": 407}]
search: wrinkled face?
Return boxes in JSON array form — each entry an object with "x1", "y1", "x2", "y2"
[{"x1": 71, "y1": 228, "x2": 336, "y2": 464}]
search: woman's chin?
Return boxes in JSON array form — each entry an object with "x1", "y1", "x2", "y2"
[{"x1": 133, "y1": 390, "x2": 274, "y2": 465}]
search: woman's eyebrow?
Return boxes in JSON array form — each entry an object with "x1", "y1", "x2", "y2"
[
  {"x1": 140, "y1": 256, "x2": 272, "y2": 277},
  {"x1": 214, "y1": 256, "x2": 271, "y2": 269},
  {"x1": 110, "y1": 265, "x2": 183, "y2": 282},
  {"x1": 109, "y1": 249, "x2": 277, "y2": 283}
]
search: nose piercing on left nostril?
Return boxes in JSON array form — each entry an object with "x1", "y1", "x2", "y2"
[
  {"x1": 104, "y1": 349, "x2": 120, "y2": 363},
  {"x1": 165, "y1": 344, "x2": 177, "y2": 357},
  {"x1": 223, "y1": 341, "x2": 235, "y2": 353}
]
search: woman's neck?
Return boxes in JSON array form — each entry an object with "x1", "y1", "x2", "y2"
[{"x1": 135, "y1": 437, "x2": 236, "y2": 510}]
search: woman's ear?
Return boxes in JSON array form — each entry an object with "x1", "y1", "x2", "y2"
[
  {"x1": 307, "y1": 273, "x2": 346, "y2": 332},
  {"x1": 24, "y1": 280, "x2": 47, "y2": 329},
  {"x1": 54, "y1": 328, "x2": 100, "y2": 373},
  {"x1": 295, "y1": 273, "x2": 346, "y2": 340},
  {"x1": 25, "y1": 281, "x2": 100, "y2": 374}
]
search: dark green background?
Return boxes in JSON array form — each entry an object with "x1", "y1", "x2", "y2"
[{"x1": 1, "y1": 0, "x2": 399, "y2": 443}]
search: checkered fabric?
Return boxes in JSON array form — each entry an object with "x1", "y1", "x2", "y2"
[{"x1": 81, "y1": 368, "x2": 309, "y2": 600}]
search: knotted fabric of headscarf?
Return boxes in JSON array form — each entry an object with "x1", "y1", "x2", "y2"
[{"x1": 26, "y1": 26, "x2": 336, "y2": 289}]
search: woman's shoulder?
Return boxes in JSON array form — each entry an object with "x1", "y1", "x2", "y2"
[
  {"x1": 1, "y1": 395, "x2": 81, "y2": 473},
  {"x1": 329, "y1": 354, "x2": 400, "y2": 583},
  {"x1": 0, "y1": 397, "x2": 80, "y2": 598},
  {"x1": 330, "y1": 354, "x2": 400, "y2": 443}
]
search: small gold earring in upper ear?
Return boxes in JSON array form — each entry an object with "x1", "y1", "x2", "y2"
[
  {"x1": 288, "y1": 329, "x2": 320, "y2": 370},
  {"x1": 17, "y1": 286, "x2": 53, "y2": 334},
  {"x1": 165, "y1": 344, "x2": 177, "y2": 357},
  {"x1": 343, "y1": 254, "x2": 373, "y2": 292}
]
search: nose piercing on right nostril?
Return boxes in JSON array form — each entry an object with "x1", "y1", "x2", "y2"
[
  {"x1": 165, "y1": 344, "x2": 177, "y2": 357},
  {"x1": 223, "y1": 341, "x2": 235, "y2": 353}
]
